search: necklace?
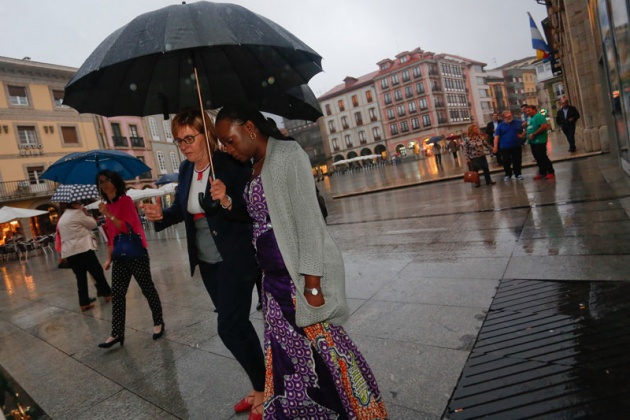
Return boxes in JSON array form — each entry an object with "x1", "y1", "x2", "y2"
[{"x1": 195, "y1": 163, "x2": 210, "y2": 181}]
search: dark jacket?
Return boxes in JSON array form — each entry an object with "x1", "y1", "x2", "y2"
[
  {"x1": 154, "y1": 151, "x2": 257, "y2": 277},
  {"x1": 485, "y1": 120, "x2": 502, "y2": 137},
  {"x1": 556, "y1": 105, "x2": 580, "y2": 127}
]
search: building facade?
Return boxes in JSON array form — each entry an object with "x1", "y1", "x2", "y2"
[
  {"x1": 144, "y1": 115, "x2": 182, "y2": 180},
  {"x1": 283, "y1": 117, "x2": 329, "y2": 172}
]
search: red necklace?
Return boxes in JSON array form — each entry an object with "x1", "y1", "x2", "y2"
[{"x1": 195, "y1": 163, "x2": 210, "y2": 181}]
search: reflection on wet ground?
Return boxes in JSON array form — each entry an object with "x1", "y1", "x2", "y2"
[
  {"x1": 445, "y1": 279, "x2": 630, "y2": 419},
  {"x1": 0, "y1": 153, "x2": 629, "y2": 418}
]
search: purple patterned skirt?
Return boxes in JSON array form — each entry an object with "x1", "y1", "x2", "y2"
[{"x1": 256, "y1": 230, "x2": 388, "y2": 420}]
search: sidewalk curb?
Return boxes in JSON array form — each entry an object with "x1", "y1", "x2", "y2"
[{"x1": 332, "y1": 151, "x2": 603, "y2": 199}]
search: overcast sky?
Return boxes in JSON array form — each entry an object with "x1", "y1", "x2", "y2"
[{"x1": 1, "y1": 0, "x2": 548, "y2": 97}]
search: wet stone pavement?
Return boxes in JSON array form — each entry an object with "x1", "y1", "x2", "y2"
[{"x1": 1, "y1": 147, "x2": 630, "y2": 419}]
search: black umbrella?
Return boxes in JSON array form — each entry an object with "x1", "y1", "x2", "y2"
[
  {"x1": 63, "y1": 1, "x2": 323, "y2": 119},
  {"x1": 258, "y1": 84, "x2": 322, "y2": 122}
]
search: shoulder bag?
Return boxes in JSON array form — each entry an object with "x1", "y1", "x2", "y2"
[{"x1": 112, "y1": 222, "x2": 146, "y2": 261}]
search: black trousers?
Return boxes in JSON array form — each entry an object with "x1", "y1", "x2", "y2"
[
  {"x1": 111, "y1": 256, "x2": 163, "y2": 338},
  {"x1": 530, "y1": 143, "x2": 555, "y2": 175},
  {"x1": 470, "y1": 156, "x2": 492, "y2": 184},
  {"x1": 199, "y1": 260, "x2": 265, "y2": 392},
  {"x1": 434, "y1": 154, "x2": 442, "y2": 165},
  {"x1": 67, "y1": 249, "x2": 112, "y2": 306},
  {"x1": 500, "y1": 146, "x2": 523, "y2": 177},
  {"x1": 562, "y1": 125, "x2": 576, "y2": 150}
]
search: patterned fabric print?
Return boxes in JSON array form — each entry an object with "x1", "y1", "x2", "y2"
[
  {"x1": 464, "y1": 134, "x2": 491, "y2": 160},
  {"x1": 248, "y1": 173, "x2": 388, "y2": 419},
  {"x1": 246, "y1": 176, "x2": 272, "y2": 245},
  {"x1": 111, "y1": 257, "x2": 163, "y2": 338}
]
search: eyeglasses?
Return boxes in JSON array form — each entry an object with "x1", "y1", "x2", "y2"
[{"x1": 173, "y1": 132, "x2": 202, "y2": 148}]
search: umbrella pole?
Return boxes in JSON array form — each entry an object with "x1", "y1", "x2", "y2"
[{"x1": 193, "y1": 66, "x2": 216, "y2": 180}]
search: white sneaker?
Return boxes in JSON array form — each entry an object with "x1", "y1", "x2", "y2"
[
  {"x1": 516, "y1": 175, "x2": 524, "y2": 180},
  {"x1": 504, "y1": 176, "x2": 511, "y2": 182}
]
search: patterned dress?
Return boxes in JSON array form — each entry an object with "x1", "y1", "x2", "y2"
[{"x1": 246, "y1": 175, "x2": 388, "y2": 420}]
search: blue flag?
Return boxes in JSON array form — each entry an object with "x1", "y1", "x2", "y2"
[{"x1": 529, "y1": 12, "x2": 550, "y2": 61}]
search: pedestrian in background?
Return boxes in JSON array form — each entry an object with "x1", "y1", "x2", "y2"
[
  {"x1": 485, "y1": 112, "x2": 503, "y2": 166},
  {"x1": 526, "y1": 104, "x2": 555, "y2": 180},
  {"x1": 464, "y1": 124, "x2": 496, "y2": 187},
  {"x1": 493, "y1": 110, "x2": 525, "y2": 181},
  {"x1": 97, "y1": 170, "x2": 164, "y2": 348},
  {"x1": 433, "y1": 141, "x2": 443, "y2": 167},
  {"x1": 448, "y1": 138, "x2": 460, "y2": 161},
  {"x1": 556, "y1": 97, "x2": 580, "y2": 152},
  {"x1": 57, "y1": 201, "x2": 112, "y2": 312}
]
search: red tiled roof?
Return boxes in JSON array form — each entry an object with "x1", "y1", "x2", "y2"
[{"x1": 318, "y1": 70, "x2": 379, "y2": 101}]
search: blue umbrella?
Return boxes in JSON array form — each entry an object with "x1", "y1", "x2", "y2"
[
  {"x1": 41, "y1": 150, "x2": 151, "y2": 185},
  {"x1": 427, "y1": 135, "x2": 444, "y2": 145},
  {"x1": 51, "y1": 184, "x2": 100, "y2": 203},
  {"x1": 155, "y1": 173, "x2": 179, "y2": 186}
]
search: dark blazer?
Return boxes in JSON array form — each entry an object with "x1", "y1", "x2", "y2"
[
  {"x1": 154, "y1": 151, "x2": 257, "y2": 277},
  {"x1": 556, "y1": 105, "x2": 580, "y2": 127},
  {"x1": 485, "y1": 120, "x2": 502, "y2": 137}
]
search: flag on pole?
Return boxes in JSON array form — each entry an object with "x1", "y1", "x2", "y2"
[{"x1": 528, "y1": 12, "x2": 550, "y2": 61}]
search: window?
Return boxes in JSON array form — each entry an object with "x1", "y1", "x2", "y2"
[
  {"x1": 354, "y1": 112, "x2": 363, "y2": 126},
  {"x1": 359, "y1": 131, "x2": 366, "y2": 144},
  {"x1": 405, "y1": 86, "x2": 413, "y2": 98},
  {"x1": 419, "y1": 98, "x2": 428, "y2": 110},
  {"x1": 390, "y1": 123, "x2": 399, "y2": 135},
  {"x1": 61, "y1": 126, "x2": 79, "y2": 144},
  {"x1": 325, "y1": 104, "x2": 332, "y2": 115},
  {"x1": 170, "y1": 151, "x2": 179, "y2": 172},
  {"x1": 331, "y1": 137, "x2": 339, "y2": 150},
  {"x1": 129, "y1": 124, "x2": 139, "y2": 137},
  {"x1": 369, "y1": 107, "x2": 377, "y2": 121},
  {"x1": 372, "y1": 127, "x2": 381, "y2": 140},
  {"x1": 149, "y1": 118, "x2": 161, "y2": 140},
  {"x1": 341, "y1": 116, "x2": 349, "y2": 129},
  {"x1": 156, "y1": 151, "x2": 167, "y2": 173},
  {"x1": 366, "y1": 91, "x2": 373, "y2": 103},
  {"x1": 111, "y1": 122, "x2": 127, "y2": 147},
  {"x1": 400, "y1": 121, "x2": 409, "y2": 132},
  {"x1": 387, "y1": 108, "x2": 395, "y2": 120},
  {"x1": 8, "y1": 86, "x2": 28, "y2": 106},
  {"x1": 411, "y1": 117, "x2": 420, "y2": 129},
  {"x1": 397, "y1": 105, "x2": 406, "y2": 117},
  {"x1": 53, "y1": 90, "x2": 65, "y2": 107},
  {"x1": 163, "y1": 120, "x2": 173, "y2": 140},
  {"x1": 401, "y1": 70, "x2": 410, "y2": 83},
  {"x1": 392, "y1": 74, "x2": 400, "y2": 85},
  {"x1": 422, "y1": 114, "x2": 432, "y2": 127},
  {"x1": 137, "y1": 156, "x2": 152, "y2": 179},
  {"x1": 400, "y1": 56, "x2": 408, "y2": 63},
  {"x1": 351, "y1": 95, "x2": 359, "y2": 107},
  {"x1": 413, "y1": 66, "x2": 422, "y2": 78},
  {"x1": 27, "y1": 166, "x2": 45, "y2": 185},
  {"x1": 338, "y1": 100, "x2": 345, "y2": 112},
  {"x1": 344, "y1": 134, "x2": 352, "y2": 147},
  {"x1": 380, "y1": 79, "x2": 389, "y2": 89},
  {"x1": 17, "y1": 126, "x2": 38, "y2": 147},
  {"x1": 394, "y1": 90, "x2": 402, "y2": 101},
  {"x1": 328, "y1": 120, "x2": 336, "y2": 133},
  {"x1": 384, "y1": 93, "x2": 392, "y2": 104},
  {"x1": 408, "y1": 102, "x2": 417, "y2": 113},
  {"x1": 416, "y1": 82, "x2": 425, "y2": 95}
]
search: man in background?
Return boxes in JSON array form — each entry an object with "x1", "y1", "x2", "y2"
[
  {"x1": 485, "y1": 112, "x2": 502, "y2": 165},
  {"x1": 493, "y1": 110, "x2": 525, "y2": 182},
  {"x1": 556, "y1": 97, "x2": 580, "y2": 152},
  {"x1": 526, "y1": 104, "x2": 555, "y2": 180}
]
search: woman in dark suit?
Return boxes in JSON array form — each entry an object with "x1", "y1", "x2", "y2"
[{"x1": 141, "y1": 109, "x2": 264, "y2": 419}]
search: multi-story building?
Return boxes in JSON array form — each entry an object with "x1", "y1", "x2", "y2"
[
  {"x1": 490, "y1": 57, "x2": 538, "y2": 117},
  {"x1": 283, "y1": 117, "x2": 329, "y2": 173},
  {"x1": 318, "y1": 72, "x2": 386, "y2": 163},
  {"x1": 144, "y1": 115, "x2": 182, "y2": 182},
  {"x1": 0, "y1": 56, "x2": 104, "y2": 236},
  {"x1": 487, "y1": 73, "x2": 509, "y2": 114}
]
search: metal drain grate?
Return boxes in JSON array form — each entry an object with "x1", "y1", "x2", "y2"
[{"x1": 444, "y1": 279, "x2": 630, "y2": 419}]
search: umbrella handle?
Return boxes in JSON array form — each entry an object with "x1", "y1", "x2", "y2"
[{"x1": 198, "y1": 192, "x2": 220, "y2": 214}]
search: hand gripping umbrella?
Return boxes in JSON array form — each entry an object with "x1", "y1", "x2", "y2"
[{"x1": 63, "y1": 1, "x2": 323, "y2": 211}]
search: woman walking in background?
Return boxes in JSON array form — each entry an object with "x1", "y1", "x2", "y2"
[
  {"x1": 215, "y1": 104, "x2": 388, "y2": 420},
  {"x1": 56, "y1": 200, "x2": 112, "y2": 312},
  {"x1": 97, "y1": 170, "x2": 164, "y2": 348},
  {"x1": 464, "y1": 124, "x2": 496, "y2": 187}
]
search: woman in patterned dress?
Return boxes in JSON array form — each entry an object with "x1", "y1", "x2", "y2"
[
  {"x1": 215, "y1": 104, "x2": 388, "y2": 420},
  {"x1": 464, "y1": 124, "x2": 496, "y2": 187}
]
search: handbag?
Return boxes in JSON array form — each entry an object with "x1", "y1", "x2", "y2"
[
  {"x1": 464, "y1": 171, "x2": 480, "y2": 184},
  {"x1": 112, "y1": 222, "x2": 146, "y2": 261}
]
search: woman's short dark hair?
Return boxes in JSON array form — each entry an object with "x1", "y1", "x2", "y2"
[
  {"x1": 96, "y1": 170, "x2": 127, "y2": 203},
  {"x1": 215, "y1": 104, "x2": 290, "y2": 140}
]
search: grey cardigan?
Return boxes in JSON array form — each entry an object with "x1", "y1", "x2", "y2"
[{"x1": 261, "y1": 138, "x2": 349, "y2": 327}]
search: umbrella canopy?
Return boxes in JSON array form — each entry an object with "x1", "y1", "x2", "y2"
[
  {"x1": 427, "y1": 135, "x2": 444, "y2": 145},
  {"x1": 159, "y1": 182, "x2": 178, "y2": 194},
  {"x1": 332, "y1": 160, "x2": 348, "y2": 166},
  {"x1": 85, "y1": 188, "x2": 166, "y2": 210},
  {"x1": 41, "y1": 150, "x2": 151, "y2": 185},
  {"x1": 258, "y1": 84, "x2": 322, "y2": 122},
  {"x1": 0, "y1": 206, "x2": 49, "y2": 224},
  {"x1": 50, "y1": 184, "x2": 100, "y2": 203},
  {"x1": 63, "y1": 1, "x2": 323, "y2": 120},
  {"x1": 155, "y1": 173, "x2": 179, "y2": 186}
]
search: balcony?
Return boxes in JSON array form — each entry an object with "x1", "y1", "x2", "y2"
[
  {"x1": 374, "y1": 136, "x2": 382, "y2": 141},
  {"x1": 0, "y1": 179, "x2": 57, "y2": 204},
  {"x1": 112, "y1": 135, "x2": 128, "y2": 148},
  {"x1": 130, "y1": 136, "x2": 145, "y2": 148},
  {"x1": 370, "y1": 116, "x2": 377, "y2": 122}
]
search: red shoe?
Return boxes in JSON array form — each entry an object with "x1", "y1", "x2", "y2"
[
  {"x1": 533, "y1": 174, "x2": 544, "y2": 180},
  {"x1": 234, "y1": 397, "x2": 253, "y2": 413},
  {"x1": 545, "y1": 173, "x2": 555, "y2": 179}
]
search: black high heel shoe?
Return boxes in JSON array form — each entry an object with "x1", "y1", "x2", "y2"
[
  {"x1": 152, "y1": 324, "x2": 165, "y2": 340},
  {"x1": 98, "y1": 336, "x2": 124, "y2": 348}
]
